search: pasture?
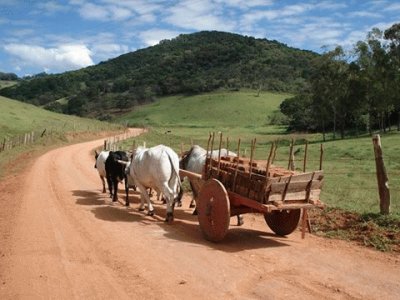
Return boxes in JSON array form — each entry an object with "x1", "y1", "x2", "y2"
[
  {"x1": 117, "y1": 90, "x2": 400, "y2": 219},
  {"x1": 0, "y1": 95, "x2": 123, "y2": 177}
]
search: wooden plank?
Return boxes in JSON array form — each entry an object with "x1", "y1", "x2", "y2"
[
  {"x1": 268, "y1": 189, "x2": 321, "y2": 202},
  {"x1": 268, "y1": 171, "x2": 324, "y2": 183},
  {"x1": 271, "y1": 180, "x2": 322, "y2": 194},
  {"x1": 179, "y1": 169, "x2": 202, "y2": 180}
]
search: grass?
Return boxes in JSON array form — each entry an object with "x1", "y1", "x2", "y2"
[
  {"x1": 0, "y1": 95, "x2": 124, "y2": 178},
  {"x1": 0, "y1": 96, "x2": 119, "y2": 138},
  {"x1": 0, "y1": 80, "x2": 17, "y2": 89}
]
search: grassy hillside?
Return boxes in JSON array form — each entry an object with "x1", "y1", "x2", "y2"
[
  {"x1": 0, "y1": 96, "x2": 117, "y2": 139},
  {"x1": 0, "y1": 95, "x2": 124, "y2": 179},
  {"x1": 117, "y1": 90, "x2": 400, "y2": 219},
  {"x1": 0, "y1": 80, "x2": 17, "y2": 89},
  {"x1": 118, "y1": 90, "x2": 294, "y2": 142}
]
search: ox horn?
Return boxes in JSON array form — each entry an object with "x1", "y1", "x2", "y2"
[{"x1": 117, "y1": 160, "x2": 129, "y2": 166}]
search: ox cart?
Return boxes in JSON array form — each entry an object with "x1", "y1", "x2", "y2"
[{"x1": 179, "y1": 136, "x2": 325, "y2": 242}]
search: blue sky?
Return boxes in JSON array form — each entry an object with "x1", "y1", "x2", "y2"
[{"x1": 0, "y1": 0, "x2": 399, "y2": 77}]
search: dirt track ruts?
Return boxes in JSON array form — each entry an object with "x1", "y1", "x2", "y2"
[{"x1": 1, "y1": 129, "x2": 399, "y2": 299}]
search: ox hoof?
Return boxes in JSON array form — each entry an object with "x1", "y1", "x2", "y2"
[
  {"x1": 139, "y1": 207, "x2": 145, "y2": 212},
  {"x1": 147, "y1": 210, "x2": 154, "y2": 216},
  {"x1": 189, "y1": 203, "x2": 195, "y2": 208},
  {"x1": 165, "y1": 213, "x2": 174, "y2": 223},
  {"x1": 192, "y1": 209, "x2": 198, "y2": 216},
  {"x1": 237, "y1": 216, "x2": 244, "y2": 226},
  {"x1": 125, "y1": 202, "x2": 130, "y2": 207}
]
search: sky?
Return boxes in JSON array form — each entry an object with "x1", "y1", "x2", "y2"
[{"x1": 0, "y1": 0, "x2": 399, "y2": 77}]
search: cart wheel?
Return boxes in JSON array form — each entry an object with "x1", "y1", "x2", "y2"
[
  {"x1": 264, "y1": 209, "x2": 301, "y2": 236},
  {"x1": 197, "y1": 179, "x2": 230, "y2": 242}
]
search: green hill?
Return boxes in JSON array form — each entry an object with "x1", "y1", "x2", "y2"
[
  {"x1": 0, "y1": 95, "x2": 118, "y2": 139},
  {"x1": 0, "y1": 31, "x2": 318, "y2": 119}
]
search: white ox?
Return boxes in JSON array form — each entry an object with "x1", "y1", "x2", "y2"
[
  {"x1": 123, "y1": 145, "x2": 182, "y2": 223},
  {"x1": 180, "y1": 145, "x2": 244, "y2": 226},
  {"x1": 94, "y1": 150, "x2": 110, "y2": 193}
]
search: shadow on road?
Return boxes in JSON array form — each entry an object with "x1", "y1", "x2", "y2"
[{"x1": 72, "y1": 188, "x2": 291, "y2": 252}]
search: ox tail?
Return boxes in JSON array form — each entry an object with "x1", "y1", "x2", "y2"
[{"x1": 165, "y1": 151, "x2": 183, "y2": 204}]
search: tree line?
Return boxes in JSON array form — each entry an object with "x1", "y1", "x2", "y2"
[{"x1": 280, "y1": 23, "x2": 400, "y2": 140}]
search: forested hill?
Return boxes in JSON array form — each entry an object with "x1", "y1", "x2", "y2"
[{"x1": 0, "y1": 31, "x2": 318, "y2": 119}]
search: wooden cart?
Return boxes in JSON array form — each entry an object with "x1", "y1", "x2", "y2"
[{"x1": 179, "y1": 139, "x2": 325, "y2": 242}]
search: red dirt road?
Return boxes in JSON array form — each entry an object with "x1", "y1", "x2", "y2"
[{"x1": 1, "y1": 130, "x2": 399, "y2": 299}]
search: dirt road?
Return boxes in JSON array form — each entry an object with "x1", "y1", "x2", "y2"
[{"x1": 1, "y1": 130, "x2": 399, "y2": 299}]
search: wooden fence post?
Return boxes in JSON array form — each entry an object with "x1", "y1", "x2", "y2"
[
  {"x1": 319, "y1": 144, "x2": 324, "y2": 170},
  {"x1": 372, "y1": 134, "x2": 390, "y2": 214}
]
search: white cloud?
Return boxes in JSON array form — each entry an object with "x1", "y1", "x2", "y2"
[
  {"x1": 164, "y1": 0, "x2": 236, "y2": 31},
  {"x1": 79, "y1": 3, "x2": 109, "y2": 20},
  {"x1": 138, "y1": 29, "x2": 181, "y2": 46},
  {"x1": 348, "y1": 11, "x2": 381, "y2": 18},
  {"x1": 214, "y1": 0, "x2": 273, "y2": 9},
  {"x1": 91, "y1": 43, "x2": 129, "y2": 60},
  {"x1": 383, "y1": 3, "x2": 400, "y2": 11},
  {"x1": 37, "y1": 1, "x2": 69, "y2": 14},
  {"x1": 75, "y1": 1, "x2": 133, "y2": 21},
  {"x1": 3, "y1": 43, "x2": 94, "y2": 73}
]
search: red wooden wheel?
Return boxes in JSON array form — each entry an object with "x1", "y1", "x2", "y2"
[
  {"x1": 197, "y1": 179, "x2": 230, "y2": 242},
  {"x1": 264, "y1": 209, "x2": 301, "y2": 236}
]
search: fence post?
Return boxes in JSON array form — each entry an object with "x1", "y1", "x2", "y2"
[{"x1": 372, "y1": 134, "x2": 390, "y2": 214}]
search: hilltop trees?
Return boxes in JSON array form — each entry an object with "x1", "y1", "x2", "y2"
[{"x1": 280, "y1": 24, "x2": 400, "y2": 138}]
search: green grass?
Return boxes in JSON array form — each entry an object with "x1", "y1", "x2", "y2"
[
  {"x1": 0, "y1": 95, "x2": 124, "y2": 178},
  {"x1": 0, "y1": 80, "x2": 17, "y2": 89},
  {"x1": 0, "y1": 96, "x2": 118, "y2": 138},
  {"x1": 117, "y1": 90, "x2": 400, "y2": 220},
  {"x1": 119, "y1": 89, "x2": 290, "y2": 129}
]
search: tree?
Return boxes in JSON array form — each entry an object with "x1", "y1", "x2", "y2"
[
  {"x1": 354, "y1": 28, "x2": 392, "y2": 133},
  {"x1": 384, "y1": 23, "x2": 400, "y2": 130}
]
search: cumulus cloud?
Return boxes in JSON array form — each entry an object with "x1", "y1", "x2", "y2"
[
  {"x1": 138, "y1": 29, "x2": 181, "y2": 47},
  {"x1": 91, "y1": 43, "x2": 130, "y2": 60},
  {"x1": 164, "y1": 0, "x2": 236, "y2": 31},
  {"x1": 76, "y1": 2, "x2": 132, "y2": 21},
  {"x1": 3, "y1": 43, "x2": 94, "y2": 73}
]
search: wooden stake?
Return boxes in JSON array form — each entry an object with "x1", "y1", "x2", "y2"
[
  {"x1": 208, "y1": 132, "x2": 215, "y2": 179},
  {"x1": 372, "y1": 135, "x2": 390, "y2": 214},
  {"x1": 204, "y1": 133, "x2": 212, "y2": 177},
  {"x1": 288, "y1": 138, "x2": 294, "y2": 170},
  {"x1": 247, "y1": 139, "x2": 256, "y2": 197},
  {"x1": 319, "y1": 144, "x2": 324, "y2": 170},
  {"x1": 303, "y1": 140, "x2": 308, "y2": 172},
  {"x1": 232, "y1": 138, "x2": 241, "y2": 192},
  {"x1": 265, "y1": 142, "x2": 275, "y2": 178},
  {"x1": 272, "y1": 143, "x2": 278, "y2": 164},
  {"x1": 217, "y1": 132, "x2": 223, "y2": 175}
]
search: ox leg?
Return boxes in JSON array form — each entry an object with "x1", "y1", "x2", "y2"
[
  {"x1": 161, "y1": 184, "x2": 175, "y2": 223},
  {"x1": 189, "y1": 181, "x2": 197, "y2": 208},
  {"x1": 124, "y1": 177, "x2": 129, "y2": 207},
  {"x1": 112, "y1": 179, "x2": 119, "y2": 202},
  {"x1": 106, "y1": 175, "x2": 113, "y2": 198},
  {"x1": 136, "y1": 182, "x2": 154, "y2": 215},
  {"x1": 100, "y1": 175, "x2": 106, "y2": 193}
]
